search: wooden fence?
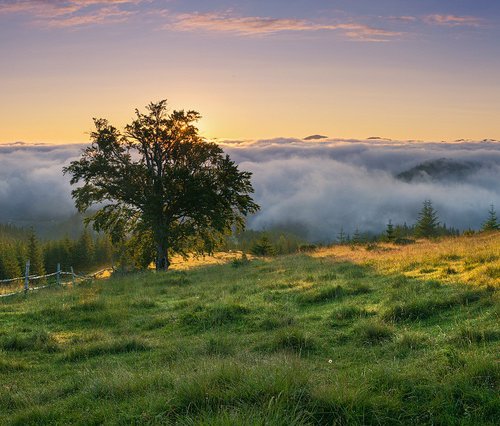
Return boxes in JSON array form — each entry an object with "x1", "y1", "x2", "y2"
[{"x1": 0, "y1": 261, "x2": 111, "y2": 298}]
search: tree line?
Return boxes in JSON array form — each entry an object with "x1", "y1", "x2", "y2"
[
  {"x1": 1, "y1": 200, "x2": 497, "y2": 276},
  {"x1": 0, "y1": 228, "x2": 113, "y2": 280},
  {"x1": 244, "y1": 201, "x2": 499, "y2": 257}
]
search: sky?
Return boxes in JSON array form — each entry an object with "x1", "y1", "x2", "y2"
[{"x1": 1, "y1": 0, "x2": 500, "y2": 143}]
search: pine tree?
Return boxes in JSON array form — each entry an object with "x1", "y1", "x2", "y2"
[
  {"x1": 415, "y1": 200, "x2": 440, "y2": 238},
  {"x1": 95, "y1": 235, "x2": 114, "y2": 265},
  {"x1": 386, "y1": 220, "x2": 395, "y2": 242},
  {"x1": 337, "y1": 227, "x2": 346, "y2": 244},
  {"x1": 482, "y1": 204, "x2": 499, "y2": 231},
  {"x1": 0, "y1": 244, "x2": 22, "y2": 279},
  {"x1": 352, "y1": 227, "x2": 361, "y2": 245},
  {"x1": 73, "y1": 230, "x2": 95, "y2": 271},
  {"x1": 250, "y1": 235, "x2": 276, "y2": 256},
  {"x1": 27, "y1": 228, "x2": 45, "y2": 276}
]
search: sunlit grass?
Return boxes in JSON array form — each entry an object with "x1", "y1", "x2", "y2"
[
  {"x1": 313, "y1": 232, "x2": 500, "y2": 287},
  {"x1": 0, "y1": 233, "x2": 498, "y2": 424}
]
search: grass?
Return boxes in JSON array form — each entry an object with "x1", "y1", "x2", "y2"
[
  {"x1": 0, "y1": 233, "x2": 498, "y2": 425},
  {"x1": 313, "y1": 232, "x2": 500, "y2": 287}
]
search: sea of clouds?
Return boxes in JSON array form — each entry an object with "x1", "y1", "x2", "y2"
[{"x1": 1, "y1": 138, "x2": 499, "y2": 241}]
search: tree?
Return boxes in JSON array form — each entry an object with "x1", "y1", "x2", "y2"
[
  {"x1": 352, "y1": 227, "x2": 361, "y2": 245},
  {"x1": 94, "y1": 235, "x2": 114, "y2": 266},
  {"x1": 482, "y1": 204, "x2": 499, "y2": 231},
  {"x1": 64, "y1": 100, "x2": 259, "y2": 271},
  {"x1": 73, "y1": 230, "x2": 95, "y2": 271},
  {"x1": 27, "y1": 228, "x2": 45, "y2": 276},
  {"x1": 414, "y1": 200, "x2": 439, "y2": 238},
  {"x1": 251, "y1": 235, "x2": 275, "y2": 256},
  {"x1": 337, "y1": 227, "x2": 346, "y2": 244},
  {"x1": 0, "y1": 244, "x2": 22, "y2": 279},
  {"x1": 385, "y1": 220, "x2": 395, "y2": 242}
]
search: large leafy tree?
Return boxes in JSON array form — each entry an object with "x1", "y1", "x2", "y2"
[{"x1": 64, "y1": 100, "x2": 259, "y2": 271}]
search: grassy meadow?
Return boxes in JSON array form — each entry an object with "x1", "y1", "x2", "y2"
[{"x1": 0, "y1": 233, "x2": 499, "y2": 425}]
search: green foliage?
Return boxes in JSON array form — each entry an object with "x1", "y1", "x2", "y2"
[
  {"x1": 44, "y1": 237, "x2": 72, "y2": 272},
  {"x1": 0, "y1": 243, "x2": 22, "y2": 279},
  {"x1": 385, "y1": 219, "x2": 395, "y2": 242},
  {"x1": 482, "y1": 204, "x2": 499, "y2": 231},
  {"x1": 351, "y1": 227, "x2": 362, "y2": 245},
  {"x1": 250, "y1": 235, "x2": 276, "y2": 256},
  {"x1": 64, "y1": 100, "x2": 259, "y2": 270},
  {"x1": 27, "y1": 228, "x2": 45, "y2": 277},
  {"x1": 72, "y1": 230, "x2": 95, "y2": 272},
  {"x1": 0, "y1": 228, "x2": 114, "y2": 280},
  {"x1": 298, "y1": 244, "x2": 317, "y2": 252},
  {"x1": 124, "y1": 229, "x2": 156, "y2": 270},
  {"x1": 415, "y1": 200, "x2": 440, "y2": 238},
  {"x1": 225, "y1": 228, "x2": 305, "y2": 255},
  {"x1": 231, "y1": 252, "x2": 250, "y2": 268},
  {"x1": 337, "y1": 226, "x2": 346, "y2": 244}
]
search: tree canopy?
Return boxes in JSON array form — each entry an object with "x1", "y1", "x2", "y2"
[
  {"x1": 482, "y1": 204, "x2": 499, "y2": 231},
  {"x1": 415, "y1": 200, "x2": 440, "y2": 238},
  {"x1": 64, "y1": 100, "x2": 259, "y2": 270}
]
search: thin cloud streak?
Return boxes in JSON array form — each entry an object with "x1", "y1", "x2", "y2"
[
  {"x1": 0, "y1": 2, "x2": 486, "y2": 37},
  {"x1": 170, "y1": 11, "x2": 402, "y2": 41},
  {"x1": 0, "y1": 0, "x2": 143, "y2": 27},
  {"x1": 389, "y1": 13, "x2": 484, "y2": 27},
  {"x1": 424, "y1": 14, "x2": 484, "y2": 27}
]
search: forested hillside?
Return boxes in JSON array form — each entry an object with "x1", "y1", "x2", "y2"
[{"x1": 0, "y1": 227, "x2": 112, "y2": 280}]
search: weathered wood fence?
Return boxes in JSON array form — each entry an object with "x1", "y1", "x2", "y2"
[{"x1": 0, "y1": 261, "x2": 111, "y2": 298}]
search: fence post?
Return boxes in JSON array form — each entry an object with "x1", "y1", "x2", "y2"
[
  {"x1": 71, "y1": 267, "x2": 75, "y2": 286},
  {"x1": 24, "y1": 260, "x2": 30, "y2": 294},
  {"x1": 57, "y1": 263, "x2": 61, "y2": 286}
]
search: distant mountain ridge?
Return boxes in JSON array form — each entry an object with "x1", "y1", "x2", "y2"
[
  {"x1": 304, "y1": 134, "x2": 328, "y2": 140},
  {"x1": 396, "y1": 158, "x2": 483, "y2": 183}
]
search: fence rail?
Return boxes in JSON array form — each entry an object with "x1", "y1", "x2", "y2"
[{"x1": 0, "y1": 261, "x2": 112, "y2": 298}]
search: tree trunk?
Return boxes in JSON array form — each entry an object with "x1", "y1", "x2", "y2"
[
  {"x1": 153, "y1": 216, "x2": 170, "y2": 271},
  {"x1": 156, "y1": 240, "x2": 170, "y2": 271}
]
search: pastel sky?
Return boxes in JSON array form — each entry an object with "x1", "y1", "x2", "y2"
[{"x1": 1, "y1": 0, "x2": 499, "y2": 143}]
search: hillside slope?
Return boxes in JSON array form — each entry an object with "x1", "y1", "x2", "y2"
[{"x1": 1, "y1": 234, "x2": 499, "y2": 425}]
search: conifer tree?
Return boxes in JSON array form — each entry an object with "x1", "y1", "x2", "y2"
[
  {"x1": 386, "y1": 220, "x2": 395, "y2": 242},
  {"x1": 352, "y1": 227, "x2": 361, "y2": 245},
  {"x1": 95, "y1": 235, "x2": 114, "y2": 265},
  {"x1": 415, "y1": 200, "x2": 440, "y2": 238},
  {"x1": 250, "y1": 235, "x2": 275, "y2": 256},
  {"x1": 482, "y1": 204, "x2": 499, "y2": 231},
  {"x1": 337, "y1": 227, "x2": 346, "y2": 244},
  {"x1": 73, "y1": 230, "x2": 95, "y2": 271},
  {"x1": 0, "y1": 244, "x2": 22, "y2": 279},
  {"x1": 27, "y1": 228, "x2": 45, "y2": 276}
]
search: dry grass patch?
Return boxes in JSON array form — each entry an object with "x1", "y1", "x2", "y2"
[{"x1": 312, "y1": 233, "x2": 500, "y2": 287}]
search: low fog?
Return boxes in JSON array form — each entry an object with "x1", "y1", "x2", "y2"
[
  {"x1": 1, "y1": 139, "x2": 499, "y2": 241},
  {"x1": 0, "y1": 143, "x2": 84, "y2": 223}
]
